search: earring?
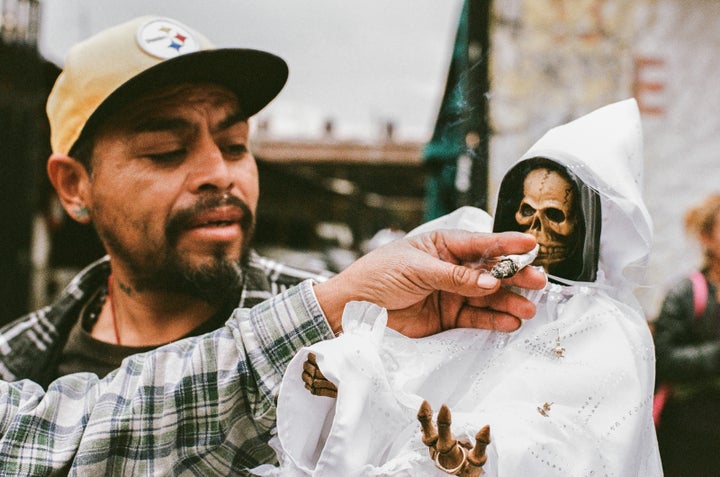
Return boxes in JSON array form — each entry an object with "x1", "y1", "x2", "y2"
[{"x1": 75, "y1": 206, "x2": 90, "y2": 220}]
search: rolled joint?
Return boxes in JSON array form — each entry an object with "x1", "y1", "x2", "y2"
[{"x1": 490, "y1": 244, "x2": 539, "y2": 278}]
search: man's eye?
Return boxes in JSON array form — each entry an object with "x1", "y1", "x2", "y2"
[
  {"x1": 223, "y1": 144, "x2": 248, "y2": 158},
  {"x1": 148, "y1": 149, "x2": 185, "y2": 163}
]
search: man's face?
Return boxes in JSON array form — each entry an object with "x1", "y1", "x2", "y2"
[{"x1": 84, "y1": 83, "x2": 258, "y2": 301}]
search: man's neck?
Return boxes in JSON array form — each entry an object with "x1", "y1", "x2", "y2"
[{"x1": 90, "y1": 276, "x2": 219, "y2": 347}]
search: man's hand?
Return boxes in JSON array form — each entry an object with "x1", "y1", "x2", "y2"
[{"x1": 314, "y1": 229, "x2": 546, "y2": 338}]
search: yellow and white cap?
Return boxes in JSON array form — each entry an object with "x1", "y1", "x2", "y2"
[{"x1": 47, "y1": 16, "x2": 288, "y2": 155}]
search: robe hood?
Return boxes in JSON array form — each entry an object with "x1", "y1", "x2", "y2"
[{"x1": 494, "y1": 99, "x2": 653, "y2": 300}]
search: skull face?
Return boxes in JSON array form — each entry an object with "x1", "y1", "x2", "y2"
[{"x1": 514, "y1": 167, "x2": 579, "y2": 272}]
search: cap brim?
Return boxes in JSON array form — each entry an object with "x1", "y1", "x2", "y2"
[{"x1": 80, "y1": 48, "x2": 288, "y2": 146}]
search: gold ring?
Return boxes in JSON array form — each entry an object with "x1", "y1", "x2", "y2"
[{"x1": 434, "y1": 444, "x2": 467, "y2": 475}]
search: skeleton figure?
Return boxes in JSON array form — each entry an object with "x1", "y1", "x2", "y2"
[
  {"x1": 494, "y1": 157, "x2": 600, "y2": 283},
  {"x1": 515, "y1": 166, "x2": 578, "y2": 270},
  {"x1": 297, "y1": 161, "x2": 610, "y2": 477},
  {"x1": 265, "y1": 100, "x2": 661, "y2": 477}
]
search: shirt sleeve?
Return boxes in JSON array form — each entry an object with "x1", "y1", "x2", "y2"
[{"x1": 0, "y1": 279, "x2": 334, "y2": 476}]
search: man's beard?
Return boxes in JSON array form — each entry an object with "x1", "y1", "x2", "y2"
[
  {"x1": 139, "y1": 247, "x2": 251, "y2": 305},
  {"x1": 97, "y1": 194, "x2": 255, "y2": 305}
]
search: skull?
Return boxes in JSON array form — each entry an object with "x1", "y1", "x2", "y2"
[{"x1": 514, "y1": 167, "x2": 579, "y2": 272}]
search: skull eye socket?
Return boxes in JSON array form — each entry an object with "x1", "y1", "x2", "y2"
[
  {"x1": 545, "y1": 208, "x2": 566, "y2": 223},
  {"x1": 519, "y1": 203, "x2": 536, "y2": 217}
]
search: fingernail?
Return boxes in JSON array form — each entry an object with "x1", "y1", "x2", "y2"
[{"x1": 476, "y1": 272, "x2": 497, "y2": 288}]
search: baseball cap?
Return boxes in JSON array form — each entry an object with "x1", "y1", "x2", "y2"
[{"x1": 47, "y1": 16, "x2": 288, "y2": 155}]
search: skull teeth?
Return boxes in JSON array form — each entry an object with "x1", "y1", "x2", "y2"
[{"x1": 538, "y1": 245, "x2": 568, "y2": 258}]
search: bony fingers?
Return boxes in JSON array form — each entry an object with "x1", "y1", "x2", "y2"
[
  {"x1": 436, "y1": 405, "x2": 454, "y2": 450},
  {"x1": 302, "y1": 360, "x2": 317, "y2": 376},
  {"x1": 467, "y1": 425, "x2": 490, "y2": 468},
  {"x1": 305, "y1": 384, "x2": 338, "y2": 398},
  {"x1": 302, "y1": 352, "x2": 338, "y2": 398},
  {"x1": 301, "y1": 370, "x2": 313, "y2": 387},
  {"x1": 417, "y1": 400, "x2": 438, "y2": 458},
  {"x1": 303, "y1": 373, "x2": 338, "y2": 398},
  {"x1": 435, "y1": 405, "x2": 467, "y2": 474}
]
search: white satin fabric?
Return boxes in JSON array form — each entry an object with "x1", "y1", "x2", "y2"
[
  {"x1": 254, "y1": 99, "x2": 662, "y2": 476},
  {"x1": 264, "y1": 292, "x2": 660, "y2": 477}
]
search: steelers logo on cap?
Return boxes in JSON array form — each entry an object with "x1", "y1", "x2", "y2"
[{"x1": 136, "y1": 18, "x2": 201, "y2": 59}]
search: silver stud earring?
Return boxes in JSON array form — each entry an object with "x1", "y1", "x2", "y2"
[{"x1": 75, "y1": 206, "x2": 89, "y2": 219}]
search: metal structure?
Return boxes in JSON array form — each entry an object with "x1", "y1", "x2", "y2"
[{"x1": 422, "y1": 0, "x2": 492, "y2": 220}]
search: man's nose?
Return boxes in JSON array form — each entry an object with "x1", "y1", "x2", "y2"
[{"x1": 186, "y1": 137, "x2": 233, "y2": 193}]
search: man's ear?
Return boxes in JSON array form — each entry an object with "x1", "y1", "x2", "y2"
[{"x1": 47, "y1": 153, "x2": 92, "y2": 224}]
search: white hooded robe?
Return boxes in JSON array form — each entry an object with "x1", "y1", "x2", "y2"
[{"x1": 254, "y1": 99, "x2": 663, "y2": 477}]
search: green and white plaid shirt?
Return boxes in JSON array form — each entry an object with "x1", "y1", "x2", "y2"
[{"x1": 0, "y1": 254, "x2": 335, "y2": 475}]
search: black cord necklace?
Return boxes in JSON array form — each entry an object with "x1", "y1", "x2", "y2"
[
  {"x1": 82, "y1": 275, "x2": 120, "y2": 345},
  {"x1": 83, "y1": 284, "x2": 108, "y2": 329}
]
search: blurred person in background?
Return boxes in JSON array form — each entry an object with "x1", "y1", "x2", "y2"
[{"x1": 654, "y1": 193, "x2": 720, "y2": 476}]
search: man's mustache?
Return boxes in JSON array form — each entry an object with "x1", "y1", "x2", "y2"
[{"x1": 165, "y1": 194, "x2": 254, "y2": 245}]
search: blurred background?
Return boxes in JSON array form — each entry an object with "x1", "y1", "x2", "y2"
[{"x1": 1, "y1": 0, "x2": 717, "y2": 325}]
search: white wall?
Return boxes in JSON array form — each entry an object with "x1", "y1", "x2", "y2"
[{"x1": 489, "y1": 0, "x2": 720, "y2": 318}]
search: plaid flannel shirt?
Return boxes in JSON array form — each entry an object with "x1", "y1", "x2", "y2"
[
  {"x1": 0, "y1": 251, "x2": 331, "y2": 387},
  {"x1": 0, "y1": 253, "x2": 335, "y2": 475}
]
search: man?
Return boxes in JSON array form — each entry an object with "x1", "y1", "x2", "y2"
[
  {"x1": 0, "y1": 16, "x2": 337, "y2": 386},
  {"x1": 0, "y1": 16, "x2": 545, "y2": 475}
]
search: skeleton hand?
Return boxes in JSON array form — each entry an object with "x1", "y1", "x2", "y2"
[
  {"x1": 301, "y1": 352, "x2": 338, "y2": 398},
  {"x1": 417, "y1": 401, "x2": 490, "y2": 476}
]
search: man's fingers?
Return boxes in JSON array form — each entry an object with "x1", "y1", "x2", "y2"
[
  {"x1": 501, "y1": 265, "x2": 547, "y2": 290},
  {"x1": 458, "y1": 307, "x2": 523, "y2": 332},
  {"x1": 457, "y1": 288, "x2": 539, "y2": 331},
  {"x1": 431, "y1": 230, "x2": 538, "y2": 262},
  {"x1": 453, "y1": 287, "x2": 538, "y2": 331},
  {"x1": 422, "y1": 230, "x2": 545, "y2": 296},
  {"x1": 466, "y1": 287, "x2": 537, "y2": 319},
  {"x1": 424, "y1": 257, "x2": 545, "y2": 300}
]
